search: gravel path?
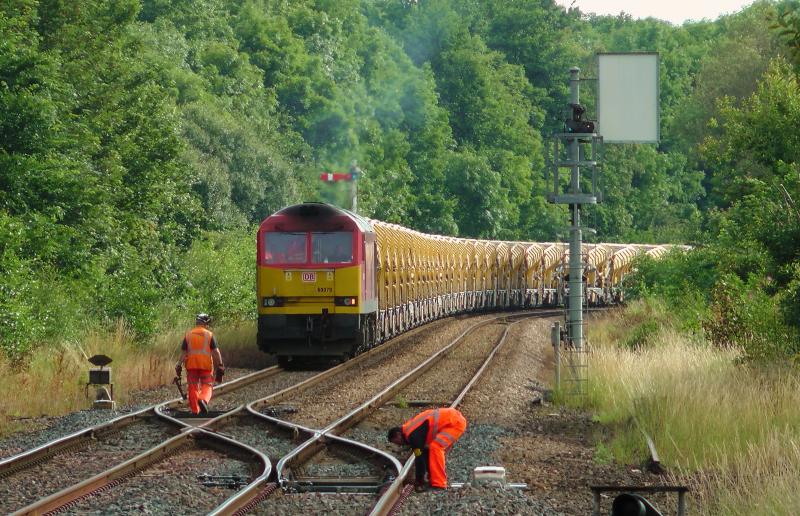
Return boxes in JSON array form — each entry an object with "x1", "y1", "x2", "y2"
[
  {"x1": 456, "y1": 317, "x2": 673, "y2": 515},
  {"x1": 0, "y1": 417, "x2": 179, "y2": 513},
  {"x1": 62, "y1": 445, "x2": 255, "y2": 515}
]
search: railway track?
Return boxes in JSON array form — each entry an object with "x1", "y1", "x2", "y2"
[
  {"x1": 0, "y1": 365, "x2": 312, "y2": 514},
  {"x1": 369, "y1": 315, "x2": 538, "y2": 516},
  {"x1": 220, "y1": 311, "x2": 558, "y2": 515},
  {"x1": 6, "y1": 311, "x2": 557, "y2": 515}
]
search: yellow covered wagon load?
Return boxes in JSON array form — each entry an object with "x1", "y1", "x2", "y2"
[{"x1": 256, "y1": 202, "x2": 675, "y2": 363}]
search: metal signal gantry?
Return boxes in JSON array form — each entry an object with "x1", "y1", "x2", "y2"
[{"x1": 546, "y1": 67, "x2": 604, "y2": 352}]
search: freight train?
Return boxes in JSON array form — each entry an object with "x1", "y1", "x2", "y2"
[{"x1": 256, "y1": 202, "x2": 669, "y2": 366}]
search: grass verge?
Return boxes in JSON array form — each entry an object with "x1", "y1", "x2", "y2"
[
  {"x1": 570, "y1": 299, "x2": 800, "y2": 515},
  {"x1": 0, "y1": 319, "x2": 263, "y2": 438}
]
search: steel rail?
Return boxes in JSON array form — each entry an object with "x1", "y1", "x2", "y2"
[
  {"x1": 208, "y1": 409, "x2": 403, "y2": 516},
  {"x1": 8, "y1": 312, "x2": 535, "y2": 515},
  {"x1": 213, "y1": 312, "x2": 545, "y2": 514},
  {"x1": 204, "y1": 319, "x2": 468, "y2": 515},
  {"x1": 11, "y1": 361, "x2": 326, "y2": 516},
  {"x1": 1, "y1": 366, "x2": 287, "y2": 514},
  {"x1": 274, "y1": 316, "x2": 511, "y2": 483},
  {"x1": 0, "y1": 407, "x2": 154, "y2": 479},
  {"x1": 157, "y1": 364, "x2": 282, "y2": 412},
  {"x1": 369, "y1": 313, "x2": 551, "y2": 516},
  {"x1": 192, "y1": 316, "x2": 471, "y2": 439},
  {"x1": 12, "y1": 427, "x2": 270, "y2": 516},
  {"x1": 0, "y1": 365, "x2": 282, "y2": 478}
]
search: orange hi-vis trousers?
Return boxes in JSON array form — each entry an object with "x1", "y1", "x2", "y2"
[
  {"x1": 186, "y1": 369, "x2": 214, "y2": 414},
  {"x1": 427, "y1": 409, "x2": 467, "y2": 488},
  {"x1": 403, "y1": 408, "x2": 468, "y2": 488}
]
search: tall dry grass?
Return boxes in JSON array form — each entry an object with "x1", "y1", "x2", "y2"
[
  {"x1": 686, "y1": 430, "x2": 800, "y2": 515},
  {"x1": 578, "y1": 303, "x2": 800, "y2": 514},
  {"x1": 0, "y1": 319, "x2": 261, "y2": 437},
  {"x1": 213, "y1": 322, "x2": 273, "y2": 370}
]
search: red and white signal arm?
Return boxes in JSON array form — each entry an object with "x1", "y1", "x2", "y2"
[{"x1": 320, "y1": 172, "x2": 353, "y2": 182}]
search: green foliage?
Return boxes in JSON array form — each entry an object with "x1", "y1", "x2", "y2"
[
  {"x1": 623, "y1": 319, "x2": 661, "y2": 350},
  {"x1": 703, "y1": 274, "x2": 800, "y2": 360},
  {"x1": 630, "y1": 245, "x2": 799, "y2": 359},
  {"x1": 175, "y1": 229, "x2": 256, "y2": 322},
  {"x1": 770, "y1": 0, "x2": 800, "y2": 65},
  {"x1": 4, "y1": 0, "x2": 800, "y2": 363},
  {"x1": 593, "y1": 442, "x2": 613, "y2": 465}
]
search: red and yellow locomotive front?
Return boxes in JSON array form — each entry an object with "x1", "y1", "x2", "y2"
[{"x1": 257, "y1": 203, "x2": 377, "y2": 364}]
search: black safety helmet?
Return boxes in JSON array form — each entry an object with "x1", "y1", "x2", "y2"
[
  {"x1": 387, "y1": 426, "x2": 403, "y2": 442},
  {"x1": 196, "y1": 313, "x2": 212, "y2": 325}
]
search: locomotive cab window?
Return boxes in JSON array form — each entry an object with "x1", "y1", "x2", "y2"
[
  {"x1": 264, "y1": 232, "x2": 307, "y2": 264},
  {"x1": 312, "y1": 232, "x2": 353, "y2": 264}
]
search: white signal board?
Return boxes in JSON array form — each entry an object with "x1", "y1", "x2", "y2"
[{"x1": 598, "y1": 53, "x2": 659, "y2": 143}]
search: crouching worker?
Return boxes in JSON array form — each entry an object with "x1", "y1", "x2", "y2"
[
  {"x1": 387, "y1": 407, "x2": 467, "y2": 491},
  {"x1": 175, "y1": 313, "x2": 225, "y2": 415}
]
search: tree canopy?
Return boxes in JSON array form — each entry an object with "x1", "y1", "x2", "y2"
[{"x1": 2, "y1": 0, "x2": 799, "y2": 358}]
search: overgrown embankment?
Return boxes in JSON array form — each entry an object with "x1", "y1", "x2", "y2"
[
  {"x1": 0, "y1": 320, "x2": 268, "y2": 437},
  {"x1": 575, "y1": 234, "x2": 800, "y2": 514},
  {"x1": 578, "y1": 300, "x2": 800, "y2": 515},
  {"x1": 0, "y1": 229, "x2": 259, "y2": 436}
]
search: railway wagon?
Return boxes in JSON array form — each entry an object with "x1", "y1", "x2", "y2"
[{"x1": 257, "y1": 202, "x2": 673, "y2": 364}]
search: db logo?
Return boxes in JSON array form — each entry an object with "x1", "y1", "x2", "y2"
[{"x1": 302, "y1": 272, "x2": 317, "y2": 283}]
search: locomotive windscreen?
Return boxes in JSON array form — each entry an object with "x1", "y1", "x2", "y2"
[
  {"x1": 264, "y1": 232, "x2": 307, "y2": 264},
  {"x1": 312, "y1": 232, "x2": 353, "y2": 264}
]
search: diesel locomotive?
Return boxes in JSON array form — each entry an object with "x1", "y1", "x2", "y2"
[{"x1": 256, "y1": 202, "x2": 669, "y2": 365}]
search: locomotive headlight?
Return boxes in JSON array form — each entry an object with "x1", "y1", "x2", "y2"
[{"x1": 264, "y1": 297, "x2": 278, "y2": 307}]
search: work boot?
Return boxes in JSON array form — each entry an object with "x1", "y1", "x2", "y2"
[{"x1": 198, "y1": 400, "x2": 209, "y2": 415}]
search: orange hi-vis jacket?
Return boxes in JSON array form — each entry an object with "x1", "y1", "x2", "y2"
[
  {"x1": 185, "y1": 326, "x2": 214, "y2": 370},
  {"x1": 401, "y1": 407, "x2": 467, "y2": 488}
]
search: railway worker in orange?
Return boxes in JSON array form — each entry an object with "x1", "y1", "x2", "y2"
[
  {"x1": 387, "y1": 407, "x2": 467, "y2": 491},
  {"x1": 175, "y1": 314, "x2": 225, "y2": 415}
]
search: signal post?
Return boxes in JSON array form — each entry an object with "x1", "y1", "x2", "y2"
[
  {"x1": 548, "y1": 67, "x2": 602, "y2": 353},
  {"x1": 548, "y1": 54, "x2": 658, "y2": 392}
]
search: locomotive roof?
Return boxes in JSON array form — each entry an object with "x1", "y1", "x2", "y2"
[{"x1": 274, "y1": 202, "x2": 374, "y2": 233}]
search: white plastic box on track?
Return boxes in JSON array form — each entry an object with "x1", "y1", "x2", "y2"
[{"x1": 471, "y1": 466, "x2": 507, "y2": 485}]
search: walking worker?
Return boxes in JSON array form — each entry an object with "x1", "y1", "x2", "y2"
[
  {"x1": 175, "y1": 313, "x2": 225, "y2": 415},
  {"x1": 387, "y1": 407, "x2": 467, "y2": 491}
]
